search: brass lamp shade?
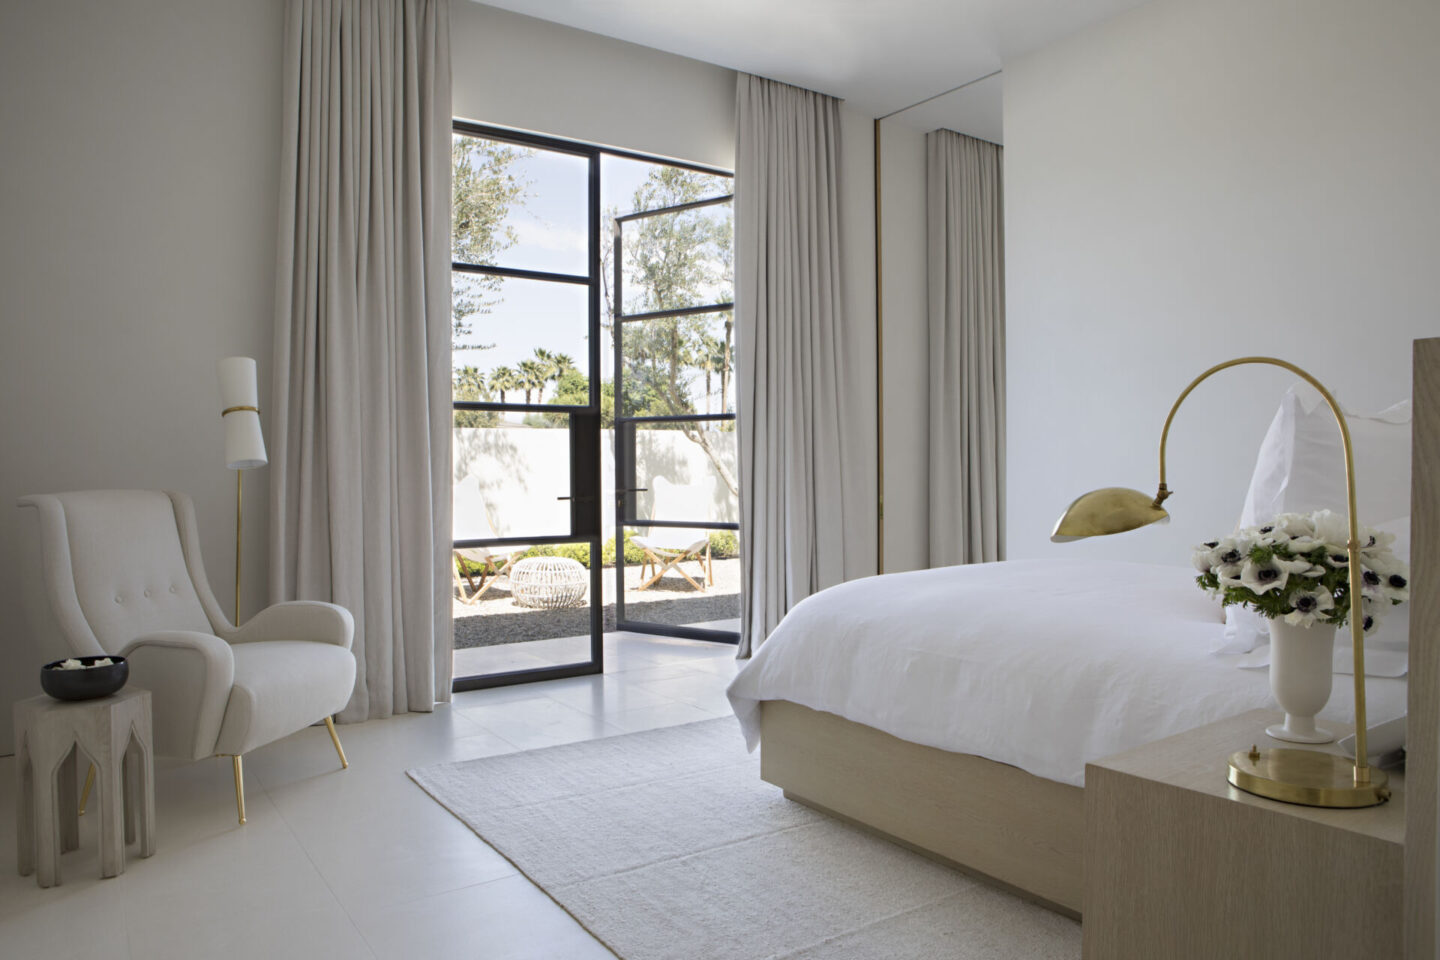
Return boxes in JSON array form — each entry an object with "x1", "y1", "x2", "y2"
[{"x1": 1050, "y1": 487, "x2": 1169, "y2": 542}]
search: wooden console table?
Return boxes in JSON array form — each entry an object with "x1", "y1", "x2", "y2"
[{"x1": 1084, "y1": 708, "x2": 1403, "y2": 958}]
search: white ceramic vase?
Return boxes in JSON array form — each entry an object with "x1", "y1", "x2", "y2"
[{"x1": 1265, "y1": 618, "x2": 1336, "y2": 744}]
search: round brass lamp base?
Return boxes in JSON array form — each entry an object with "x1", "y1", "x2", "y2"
[{"x1": 1228, "y1": 748, "x2": 1389, "y2": 808}]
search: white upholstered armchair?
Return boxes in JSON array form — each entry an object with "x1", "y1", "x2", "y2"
[{"x1": 18, "y1": 490, "x2": 356, "y2": 824}]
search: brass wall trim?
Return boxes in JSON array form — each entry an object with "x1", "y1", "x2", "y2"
[
  {"x1": 221, "y1": 405, "x2": 259, "y2": 417},
  {"x1": 873, "y1": 117, "x2": 884, "y2": 575}
]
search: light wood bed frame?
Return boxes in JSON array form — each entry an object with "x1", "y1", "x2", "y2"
[
  {"x1": 760, "y1": 699, "x2": 1084, "y2": 917},
  {"x1": 764, "y1": 342, "x2": 1440, "y2": 923}
]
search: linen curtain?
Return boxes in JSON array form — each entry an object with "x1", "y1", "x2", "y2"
[
  {"x1": 735, "y1": 74, "x2": 853, "y2": 657},
  {"x1": 270, "y1": 0, "x2": 453, "y2": 720},
  {"x1": 926, "y1": 129, "x2": 1006, "y2": 566}
]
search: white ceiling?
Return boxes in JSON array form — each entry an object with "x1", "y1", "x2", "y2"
[{"x1": 472, "y1": 0, "x2": 1151, "y2": 141}]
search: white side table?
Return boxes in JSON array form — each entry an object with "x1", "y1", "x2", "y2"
[{"x1": 14, "y1": 688, "x2": 156, "y2": 887}]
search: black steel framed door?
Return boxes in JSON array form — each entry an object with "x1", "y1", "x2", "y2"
[
  {"x1": 611, "y1": 185, "x2": 739, "y2": 645},
  {"x1": 450, "y1": 122, "x2": 604, "y2": 690}
]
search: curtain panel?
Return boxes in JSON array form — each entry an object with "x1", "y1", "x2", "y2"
[
  {"x1": 734, "y1": 74, "x2": 853, "y2": 656},
  {"x1": 926, "y1": 129, "x2": 1006, "y2": 566},
  {"x1": 270, "y1": 0, "x2": 453, "y2": 720}
]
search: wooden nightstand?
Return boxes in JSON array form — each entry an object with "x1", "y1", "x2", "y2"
[{"x1": 1083, "y1": 708, "x2": 1403, "y2": 959}]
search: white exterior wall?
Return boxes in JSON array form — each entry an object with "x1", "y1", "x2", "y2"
[{"x1": 454, "y1": 427, "x2": 738, "y2": 541}]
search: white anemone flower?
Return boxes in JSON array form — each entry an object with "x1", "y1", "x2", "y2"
[
  {"x1": 1192, "y1": 540, "x2": 1222, "y2": 574},
  {"x1": 1363, "y1": 528, "x2": 1397, "y2": 553},
  {"x1": 1211, "y1": 536, "x2": 1250, "y2": 568},
  {"x1": 1355, "y1": 597, "x2": 1387, "y2": 635},
  {"x1": 1274, "y1": 513, "x2": 1316, "y2": 539},
  {"x1": 1240, "y1": 557, "x2": 1290, "y2": 594},
  {"x1": 1282, "y1": 587, "x2": 1335, "y2": 627},
  {"x1": 1310, "y1": 509, "x2": 1351, "y2": 552},
  {"x1": 1215, "y1": 562, "x2": 1245, "y2": 589},
  {"x1": 1284, "y1": 534, "x2": 1326, "y2": 557},
  {"x1": 1250, "y1": 521, "x2": 1284, "y2": 546},
  {"x1": 1359, "y1": 555, "x2": 1410, "y2": 603}
]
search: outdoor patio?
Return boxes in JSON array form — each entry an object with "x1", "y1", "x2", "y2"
[{"x1": 452, "y1": 557, "x2": 740, "y2": 676}]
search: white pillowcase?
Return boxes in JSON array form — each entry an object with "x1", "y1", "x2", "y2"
[{"x1": 1220, "y1": 385, "x2": 1411, "y2": 661}]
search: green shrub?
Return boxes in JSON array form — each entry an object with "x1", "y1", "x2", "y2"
[
  {"x1": 601, "y1": 530, "x2": 647, "y2": 567},
  {"x1": 708, "y1": 531, "x2": 738, "y2": 559},
  {"x1": 454, "y1": 555, "x2": 490, "y2": 578},
  {"x1": 518, "y1": 542, "x2": 593, "y2": 568}
]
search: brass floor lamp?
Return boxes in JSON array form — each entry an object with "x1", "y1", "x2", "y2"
[
  {"x1": 218, "y1": 357, "x2": 267, "y2": 625},
  {"x1": 1052, "y1": 356, "x2": 1388, "y2": 808}
]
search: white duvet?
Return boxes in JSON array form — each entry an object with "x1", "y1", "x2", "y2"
[{"x1": 726, "y1": 559, "x2": 1408, "y2": 787}]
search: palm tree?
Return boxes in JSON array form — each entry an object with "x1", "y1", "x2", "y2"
[
  {"x1": 490, "y1": 365, "x2": 518, "y2": 404},
  {"x1": 551, "y1": 351, "x2": 577, "y2": 378},
  {"x1": 531, "y1": 348, "x2": 559, "y2": 404},
  {"x1": 698, "y1": 335, "x2": 724, "y2": 414},
  {"x1": 531, "y1": 348, "x2": 579, "y2": 402},
  {"x1": 518, "y1": 359, "x2": 547, "y2": 404}
]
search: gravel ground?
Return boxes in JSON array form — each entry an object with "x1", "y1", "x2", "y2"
[{"x1": 453, "y1": 557, "x2": 741, "y2": 648}]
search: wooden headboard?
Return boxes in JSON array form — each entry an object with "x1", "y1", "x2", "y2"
[{"x1": 1406, "y1": 336, "x2": 1439, "y2": 957}]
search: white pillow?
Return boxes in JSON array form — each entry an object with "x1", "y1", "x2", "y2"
[{"x1": 1220, "y1": 385, "x2": 1411, "y2": 657}]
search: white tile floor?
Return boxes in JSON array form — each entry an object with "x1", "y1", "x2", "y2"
[{"x1": 0, "y1": 633, "x2": 741, "y2": 959}]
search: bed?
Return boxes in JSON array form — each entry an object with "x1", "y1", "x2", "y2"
[{"x1": 726, "y1": 559, "x2": 1410, "y2": 916}]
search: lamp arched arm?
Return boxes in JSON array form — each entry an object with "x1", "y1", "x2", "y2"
[{"x1": 1154, "y1": 356, "x2": 1370, "y2": 781}]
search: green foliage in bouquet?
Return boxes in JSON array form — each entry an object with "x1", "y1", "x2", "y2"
[{"x1": 1192, "y1": 510, "x2": 1408, "y2": 633}]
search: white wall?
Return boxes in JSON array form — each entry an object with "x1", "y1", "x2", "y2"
[
  {"x1": 1005, "y1": 0, "x2": 1440, "y2": 566},
  {"x1": 0, "y1": 0, "x2": 285, "y2": 751},
  {"x1": 452, "y1": 2, "x2": 735, "y2": 170},
  {"x1": 453, "y1": 426, "x2": 739, "y2": 541}
]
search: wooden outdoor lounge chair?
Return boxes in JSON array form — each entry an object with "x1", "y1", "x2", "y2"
[
  {"x1": 452, "y1": 479, "x2": 527, "y2": 604},
  {"x1": 632, "y1": 476, "x2": 714, "y2": 593}
]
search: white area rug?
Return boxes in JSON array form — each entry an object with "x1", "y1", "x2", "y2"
[{"x1": 408, "y1": 718, "x2": 1079, "y2": 960}]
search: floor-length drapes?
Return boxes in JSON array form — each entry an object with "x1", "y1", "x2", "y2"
[
  {"x1": 270, "y1": 0, "x2": 453, "y2": 720},
  {"x1": 735, "y1": 74, "x2": 852, "y2": 656},
  {"x1": 927, "y1": 129, "x2": 1006, "y2": 566}
]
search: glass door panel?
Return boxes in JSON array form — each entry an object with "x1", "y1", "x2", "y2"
[
  {"x1": 619, "y1": 312, "x2": 735, "y2": 418},
  {"x1": 451, "y1": 123, "x2": 603, "y2": 690},
  {"x1": 452, "y1": 274, "x2": 591, "y2": 389},
  {"x1": 609, "y1": 162, "x2": 736, "y2": 642},
  {"x1": 453, "y1": 133, "x2": 590, "y2": 277}
]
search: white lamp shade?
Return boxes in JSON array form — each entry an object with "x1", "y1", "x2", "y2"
[
  {"x1": 218, "y1": 356, "x2": 260, "y2": 408},
  {"x1": 218, "y1": 356, "x2": 267, "y2": 470},
  {"x1": 223, "y1": 411, "x2": 267, "y2": 470}
]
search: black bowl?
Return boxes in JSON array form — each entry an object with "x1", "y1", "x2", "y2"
[{"x1": 41, "y1": 656, "x2": 129, "y2": 701}]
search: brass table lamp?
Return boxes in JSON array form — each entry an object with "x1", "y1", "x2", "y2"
[{"x1": 1052, "y1": 356, "x2": 1388, "y2": 808}]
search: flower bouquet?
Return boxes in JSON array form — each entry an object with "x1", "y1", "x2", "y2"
[
  {"x1": 1192, "y1": 509, "x2": 1408, "y2": 630},
  {"x1": 1192, "y1": 509, "x2": 1408, "y2": 743}
]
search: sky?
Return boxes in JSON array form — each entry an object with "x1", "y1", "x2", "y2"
[{"x1": 452, "y1": 139, "x2": 733, "y2": 417}]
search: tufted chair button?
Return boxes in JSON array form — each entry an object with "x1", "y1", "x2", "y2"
[
  {"x1": 114, "y1": 596, "x2": 123, "y2": 604},
  {"x1": 169, "y1": 586, "x2": 177, "y2": 593},
  {"x1": 144, "y1": 589, "x2": 151, "y2": 598}
]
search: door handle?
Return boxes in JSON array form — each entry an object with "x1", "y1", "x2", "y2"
[{"x1": 557, "y1": 496, "x2": 595, "y2": 502}]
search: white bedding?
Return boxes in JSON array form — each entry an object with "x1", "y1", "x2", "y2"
[{"x1": 726, "y1": 559, "x2": 1408, "y2": 787}]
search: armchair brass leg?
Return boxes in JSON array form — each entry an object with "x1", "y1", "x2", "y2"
[
  {"x1": 324, "y1": 716, "x2": 349, "y2": 769},
  {"x1": 79, "y1": 763, "x2": 95, "y2": 816},
  {"x1": 231, "y1": 755, "x2": 246, "y2": 825}
]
